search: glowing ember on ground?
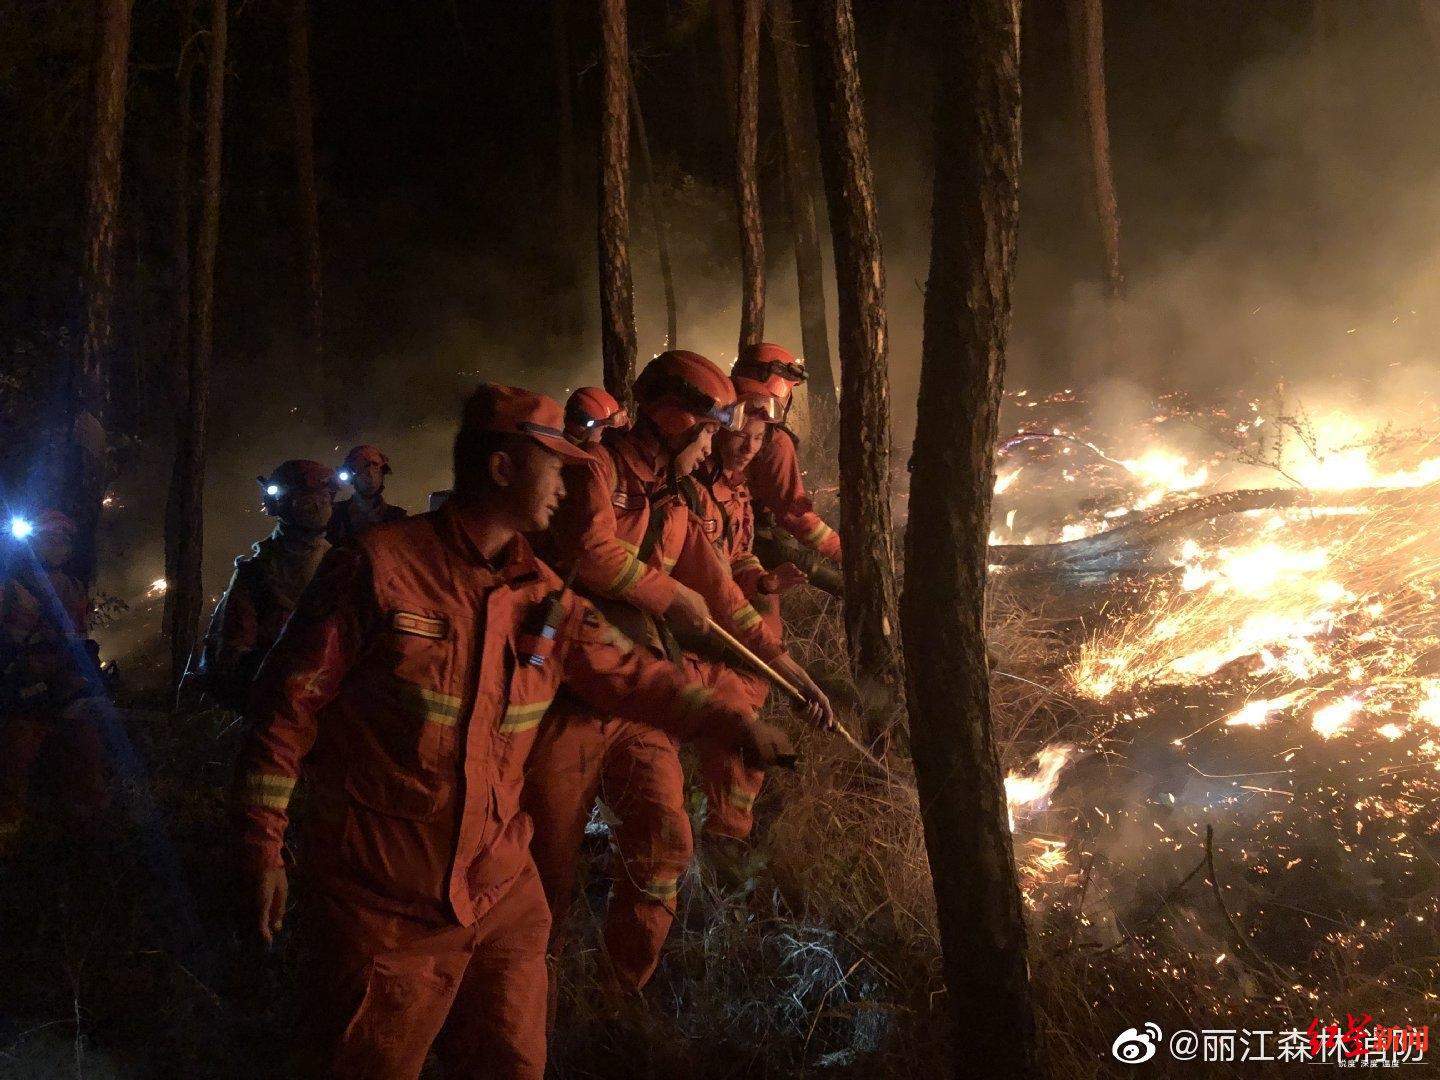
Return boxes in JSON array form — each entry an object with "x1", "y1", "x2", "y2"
[
  {"x1": 1311, "y1": 697, "x2": 1362, "y2": 738},
  {"x1": 147, "y1": 578, "x2": 167, "y2": 596}
]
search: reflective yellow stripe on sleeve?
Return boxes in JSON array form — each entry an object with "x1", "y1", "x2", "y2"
[
  {"x1": 643, "y1": 876, "x2": 680, "y2": 901},
  {"x1": 606, "y1": 553, "x2": 645, "y2": 595},
  {"x1": 731, "y1": 602, "x2": 763, "y2": 633},
  {"x1": 499, "y1": 698, "x2": 553, "y2": 734},
  {"x1": 802, "y1": 521, "x2": 834, "y2": 548},
  {"x1": 241, "y1": 772, "x2": 296, "y2": 811}
]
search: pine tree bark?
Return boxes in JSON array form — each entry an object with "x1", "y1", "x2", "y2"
[
  {"x1": 598, "y1": 0, "x2": 637, "y2": 402},
  {"x1": 737, "y1": 0, "x2": 765, "y2": 352},
  {"x1": 768, "y1": 0, "x2": 836, "y2": 410},
  {"x1": 629, "y1": 73, "x2": 678, "y2": 349},
  {"x1": 71, "y1": 0, "x2": 134, "y2": 585},
  {"x1": 163, "y1": 0, "x2": 199, "y2": 640},
  {"x1": 1064, "y1": 0, "x2": 1122, "y2": 297},
  {"x1": 810, "y1": 0, "x2": 901, "y2": 706},
  {"x1": 167, "y1": 0, "x2": 227, "y2": 687},
  {"x1": 286, "y1": 0, "x2": 326, "y2": 408},
  {"x1": 901, "y1": 0, "x2": 1041, "y2": 1075}
]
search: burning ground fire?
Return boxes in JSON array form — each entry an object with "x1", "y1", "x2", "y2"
[{"x1": 992, "y1": 387, "x2": 1440, "y2": 1014}]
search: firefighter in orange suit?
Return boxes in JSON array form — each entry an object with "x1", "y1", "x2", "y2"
[
  {"x1": 234, "y1": 384, "x2": 795, "y2": 1080},
  {"x1": 524, "y1": 350, "x2": 834, "y2": 999},
  {"x1": 563, "y1": 386, "x2": 630, "y2": 446},
  {"x1": 190, "y1": 460, "x2": 337, "y2": 710},
  {"x1": 732, "y1": 343, "x2": 843, "y2": 569},
  {"x1": 328, "y1": 444, "x2": 408, "y2": 545},
  {"x1": 0, "y1": 509, "x2": 108, "y2": 853},
  {"x1": 692, "y1": 377, "x2": 811, "y2": 844}
]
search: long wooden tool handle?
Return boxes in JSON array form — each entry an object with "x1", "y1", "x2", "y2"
[{"x1": 703, "y1": 617, "x2": 888, "y2": 773}]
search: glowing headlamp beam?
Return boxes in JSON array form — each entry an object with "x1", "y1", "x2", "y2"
[{"x1": 9, "y1": 516, "x2": 34, "y2": 540}]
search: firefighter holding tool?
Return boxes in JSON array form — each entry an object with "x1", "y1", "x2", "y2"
[{"x1": 234, "y1": 384, "x2": 795, "y2": 1079}]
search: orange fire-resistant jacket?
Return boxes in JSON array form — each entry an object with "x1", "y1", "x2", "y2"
[
  {"x1": 747, "y1": 427, "x2": 841, "y2": 563},
  {"x1": 694, "y1": 463, "x2": 765, "y2": 600},
  {"x1": 234, "y1": 506, "x2": 752, "y2": 925},
  {"x1": 548, "y1": 429, "x2": 784, "y2": 663}
]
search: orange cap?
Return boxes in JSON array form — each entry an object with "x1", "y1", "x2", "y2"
[{"x1": 461, "y1": 384, "x2": 592, "y2": 462}]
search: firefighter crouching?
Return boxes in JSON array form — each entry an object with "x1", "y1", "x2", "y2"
[
  {"x1": 0, "y1": 509, "x2": 110, "y2": 853},
  {"x1": 234, "y1": 384, "x2": 795, "y2": 1079},
  {"x1": 327, "y1": 443, "x2": 407, "y2": 546},
  {"x1": 692, "y1": 376, "x2": 813, "y2": 846},
  {"x1": 187, "y1": 460, "x2": 337, "y2": 710},
  {"x1": 524, "y1": 350, "x2": 833, "y2": 1000},
  {"x1": 732, "y1": 343, "x2": 843, "y2": 596}
]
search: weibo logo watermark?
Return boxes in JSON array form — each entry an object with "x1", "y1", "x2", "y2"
[
  {"x1": 1111, "y1": 1017, "x2": 1429, "y2": 1066},
  {"x1": 1112, "y1": 1023, "x2": 1161, "y2": 1064}
]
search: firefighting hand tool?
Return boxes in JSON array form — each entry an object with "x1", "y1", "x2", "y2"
[{"x1": 701, "y1": 616, "x2": 885, "y2": 772}]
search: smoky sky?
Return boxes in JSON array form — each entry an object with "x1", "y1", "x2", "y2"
[{"x1": 28, "y1": 0, "x2": 1440, "y2": 651}]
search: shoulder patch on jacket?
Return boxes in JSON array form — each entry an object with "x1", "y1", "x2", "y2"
[
  {"x1": 611, "y1": 489, "x2": 645, "y2": 511},
  {"x1": 390, "y1": 611, "x2": 448, "y2": 639}
]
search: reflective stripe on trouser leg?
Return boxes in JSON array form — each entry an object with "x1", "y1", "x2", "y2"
[
  {"x1": 599, "y1": 720, "x2": 692, "y2": 994},
  {"x1": 697, "y1": 741, "x2": 765, "y2": 841}
]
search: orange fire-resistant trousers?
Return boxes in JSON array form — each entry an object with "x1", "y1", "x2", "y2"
[
  {"x1": 695, "y1": 595, "x2": 779, "y2": 841},
  {"x1": 297, "y1": 861, "x2": 551, "y2": 1080}
]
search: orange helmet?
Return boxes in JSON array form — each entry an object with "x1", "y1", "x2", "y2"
[
  {"x1": 564, "y1": 386, "x2": 629, "y2": 441},
  {"x1": 633, "y1": 350, "x2": 743, "y2": 445},
  {"x1": 734, "y1": 342, "x2": 806, "y2": 397},
  {"x1": 731, "y1": 376, "x2": 784, "y2": 424}
]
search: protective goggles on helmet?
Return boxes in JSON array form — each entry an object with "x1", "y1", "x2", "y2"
[
  {"x1": 644, "y1": 374, "x2": 746, "y2": 433},
  {"x1": 742, "y1": 358, "x2": 807, "y2": 384},
  {"x1": 742, "y1": 394, "x2": 782, "y2": 423}
]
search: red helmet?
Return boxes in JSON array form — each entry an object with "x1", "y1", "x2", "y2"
[
  {"x1": 564, "y1": 387, "x2": 629, "y2": 441},
  {"x1": 731, "y1": 376, "x2": 784, "y2": 424},
  {"x1": 633, "y1": 350, "x2": 742, "y2": 446},
  {"x1": 257, "y1": 460, "x2": 337, "y2": 514},
  {"x1": 733, "y1": 343, "x2": 807, "y2": 403}
]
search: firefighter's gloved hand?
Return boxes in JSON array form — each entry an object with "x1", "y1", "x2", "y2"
[
  {"x1": 664, "y1": 582, "x2": 710, "y2": 637},
  {"x1": 757, "y1": 562, "x2": 807, "y2": 595},
  {"x1": 737, "y1": 717, "x2": 797, "y2": 769},
  {"x1": 255, "y1": 865, "x2": 289, "y2": 944},
  {"x1": 775, "y1": 654, "x2": 835, "y2": 731}
]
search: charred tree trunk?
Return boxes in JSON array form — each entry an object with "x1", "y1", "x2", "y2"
[
  {"x1": 598, "y1": 0, "x2": 637, "y2": 402},
  {"x1": 71, "y1": 0, "x2": 134, "y2": 585},
  {"x1": 737, "y1": 0, "x2": 765, "y2": 351},
  {"x1": 810, "y1": 0, "x2": 901, "y2": 707},
  {"x1": 553, "y1": 0, "x2": 585, "y2": 336},
  {"x1": 167, "y1": 0, "x2": 227, "y2": 687},
  {"x1": 286, "y1": 0, "x2": 326, "y2": 412},
  {"x1": 163, "y1": 0, "x2": 199, "y2": 640},
  {"x1": 713, "y1": 0, "x2": 740, "y2": 141},
  {"x1": 1063, "y1": 0, "x2": 1122, "y2": 297},
  {"x1": 901, "y1": 0, "x2": 1041, "y2": 1074},
  {"x1": 768, "y1": 0, "x2": 836, "y2": 411},
  {"x1": 629, "y1": 73, "x2": 678, "y2": 349}
]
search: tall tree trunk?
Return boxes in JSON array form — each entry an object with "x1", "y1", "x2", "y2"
[
  {"x1": 767, "y1": 0, "x2": 836, "y2": 411},
  {"x1": 629, "y1": 73, "x2": 678, "y2": 349},
  {"x1": 712, "y1": 0, "x2": 740, "y2": 141},
  {"x1": 71, "y1": 0, "x2": 134, "y2": 585},
  {"x1": 598, "y1": 0, "x2": 637, "y2": 402},
  {"x1": 286, "y1": 0, "x2": 326, "y2": 413},
  {"x1": 901, "y1": 0, "x2": 1040, "y2": 1075},
  {"x1": 553, "y1": 0, "x2": 585, "y2": 336},
  {"x1": 163, "y1": 0, "x2": 199, "y2": 640},
  {"x1": 810, "y1": 0, "x2": 901, "y2": 708},
  {"x1": 1063, "y1": 0, "x2": 1122, "y2": 297},
  {"x1": 736, "y1": 0, "x2": 764, "y2": 352},
  {"x1": 168, "y1": 0, "x2": 227, "y2": 688}
]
